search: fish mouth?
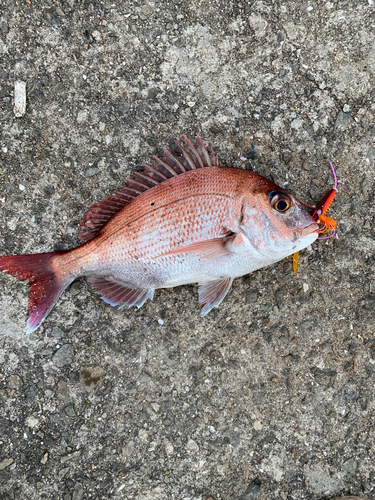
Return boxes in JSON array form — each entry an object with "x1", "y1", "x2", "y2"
[{"x1": 297, "y1": 222, "x2": 320, "y2": 238}]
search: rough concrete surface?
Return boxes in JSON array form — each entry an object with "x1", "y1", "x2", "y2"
[{"x1": 0, "y1": 0, "x2": 374, "y2": 499}]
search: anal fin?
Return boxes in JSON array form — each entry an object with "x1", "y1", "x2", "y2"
[
  {"x1": 88, "y1": 277, "x2": 154, "y2": 309},
  {"x1": 198, "y1": 277, "x2": 234, "y2": 316}
]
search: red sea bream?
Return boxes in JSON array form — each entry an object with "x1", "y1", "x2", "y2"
[{"x1": 0, "y1": 136, "x2": 318, "y2": 333}]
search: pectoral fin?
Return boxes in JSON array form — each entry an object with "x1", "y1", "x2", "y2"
[
  {"x1": 159, "y1": 230, "x2": 251, "y2": 260},
  {"x1": 198, "y1": 277, "x2": 234, "y2": 316},
  {"x1": 159, "y1": 235, "x2": 235, "y2": 260}
]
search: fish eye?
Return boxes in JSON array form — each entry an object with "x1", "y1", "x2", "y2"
[{"x1": 270, "y1": 192, "x2": 292, "y2": 212}]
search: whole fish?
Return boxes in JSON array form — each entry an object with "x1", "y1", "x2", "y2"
[{"x1": 0, "y1": 135, "x2": 318, "y2": 333}]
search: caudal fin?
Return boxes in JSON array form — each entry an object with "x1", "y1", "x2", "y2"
[{"x1": 0, "y1": 251, "x2": 73, "y2": 334}]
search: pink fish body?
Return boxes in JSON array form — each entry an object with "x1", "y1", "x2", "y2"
[{"x1": 0, "y1": 136, "x2": 318, "y2": 333}]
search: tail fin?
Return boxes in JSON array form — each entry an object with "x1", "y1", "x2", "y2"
[{"x1": 0, "y1": 251, "x2": 73, "y2": 334}]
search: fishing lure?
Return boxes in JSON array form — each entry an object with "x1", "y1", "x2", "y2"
[
  {"x1": 312, "y1": 162, "x2": 338, "y2": 238},
  {"x1": 292, "y1": 162, "x2": 337, "y2": 274}
]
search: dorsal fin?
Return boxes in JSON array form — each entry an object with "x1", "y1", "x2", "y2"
[{"x1": 78, "y1": 134, "x2": 220, "y2": 243}]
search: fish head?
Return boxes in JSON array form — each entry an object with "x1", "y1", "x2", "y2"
[{"x1": 241, "y1": 177, "x2": 319, "y2": 257}]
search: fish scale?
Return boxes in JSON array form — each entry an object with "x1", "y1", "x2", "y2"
[{"x1": 0, "y1": 135, "x2": 318, "y2": 333}]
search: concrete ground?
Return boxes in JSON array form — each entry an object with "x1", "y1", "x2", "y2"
[{"x1": 0, "y1": 0, "x2": 374, "y2": 499}]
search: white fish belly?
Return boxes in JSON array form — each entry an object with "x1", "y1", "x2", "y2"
[{"x1": 98, "y1": 232, "x2": 317, "y2": 290}]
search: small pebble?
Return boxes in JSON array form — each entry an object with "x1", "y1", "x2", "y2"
[
  {"x1": 138, "y1": 429, "x2": 148, "y2": 441},
  {"x1": 122, "y1": 440, "x2": 135, "y2": 458},
  {"x1": 335, "y1": 110, "x2": 354, "y2": 129},
  {"x1": 85, "y1": 167, "x2": 99, "y2": 177},
  {"x1": 44, "y1": 185, "x2": 55, "y2": 196},
  {"x1": 53, "y1": 344, "x2": 74, "y2": 368},
  {"x1": 8, "y1": 374, "x2": 23, "y2": 390},
  {"x1": 0, "y1": 458, "x2": 14, "y2": 470},
  {"x1": 25, "y1": 416, "x2": 40, "y2": 429},
  {"x1": 51, "y1": 326, "x2": 65, "y2": 338},
  {"x1": 14, "y1": 80, "x2": 26, "y2": 117}
]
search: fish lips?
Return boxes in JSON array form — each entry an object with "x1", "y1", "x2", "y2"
[{"x1": 297, "y1": 222, "x2": 319, "y2": 238}]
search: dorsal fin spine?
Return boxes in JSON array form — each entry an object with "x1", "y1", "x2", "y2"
[
  {"x1": 182, "y1": 134, "x2": 205, "y2": 168},
  {"x1": 143, "y1": 164, "x2": 168, "y2": 181},
  {"x1": 123, "y1": 186, "x2": 143, "y2": 196},
  {"x1": 126, "y1": 179, "x2": 149, "y2": 191},
  {"x1": 211, "y1": 147, "x2": 219, "y2": 167},
  {"x1": 153, "y1": 156, "x2": 178, "y2": 177},
  {"x1": 175, "y1": 141, "x2": 196, "y2": 170},
  {"x1": 162, "y1": 148, "x2": 186, "y2": 173},
  {"x1": 134, "y1": 172, "x2": 159, "y2": 187},
  {"x1": 115, "y1": 192, "x2": 134, "y2": 201},
  {"x1": 196, "y1": 134, "x2": 212, "y2": 166}
]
